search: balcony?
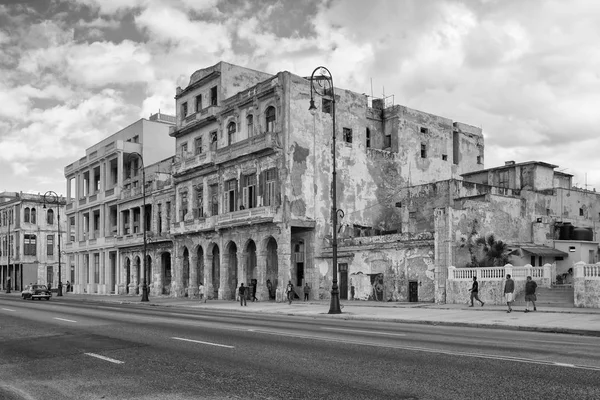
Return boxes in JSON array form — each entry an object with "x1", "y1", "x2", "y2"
[
  {"x1": 169, "y1": 105, "x2": 221, "y2": 137},
  {"x1": 216, "y1": 206, "x2": 277, "y2": 228},
  {"x1": 173, "y1": 150, "x2": 215, "y2": 174},
  {"x1": 171, "y1": 215, "x2": 217, "y2": 236},
  {"x1": 215, "y1": 131, "x2": 278, "y2": 164}
]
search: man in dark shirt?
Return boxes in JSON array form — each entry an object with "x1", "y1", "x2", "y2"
[
  {"x1": 238, "y1": 283, "x2": 247, "y2": 306},
  {"x1": 524, "y1": 276, "x2": 537, "y2": 313},
  {"x1": 504, "y1": 274, "x2": 515, "y2": 313},
  {"x1": 469, "y1": 276, "x2": 484, "y2": 307}
]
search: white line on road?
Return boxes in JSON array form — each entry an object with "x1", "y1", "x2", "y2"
[
  {"x1": 247, "y1": 329, "x2": 600, "y2": 372},
  {"x1": 1, "y1": 308, "x2": 15, "y2": 312},
  {"x1": 171, "y1": 337, "x2": 235, "y2": 349},
  {"x1": 322, "y1": 327, "x2": 406, "y2": 337},
  {"x1": 84, "y1": 353, "x2": 124, "y2": 364},
  {"x1": 53, "y1": 317, "x2": 77, "y2": 323}
]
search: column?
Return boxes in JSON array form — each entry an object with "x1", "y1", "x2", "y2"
[
  {"x1": 277, "y1": 241, "x2": 292, "y2": 302},
  {"x1": 189, "y1": 248, "x2": 198, "y2": 298},
  {"x1": 205, "y1": 252, "x2": 213, "y2": 300},
  {"x1": 257, "y1": 250, "x2": 268, "y2": 300}
]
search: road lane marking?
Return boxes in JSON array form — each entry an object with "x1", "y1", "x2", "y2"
[
  {"x1": 171, "y1": 337, "x2": 234, "y2": 349},
  {"x1": 84, "y1": 353, "x2": 124, "y2": 364},
  {"x1": 247, "y1": 329, "x2": 600, "y2": 372},
  {"x1": 53, "y1": 317, "x2": 77, "y2": 323},
  {"x1": 322, "y1": 327, "x2": 406, "y2": 337},
  {"x1": 1, "y1": 308, "x2": 15, "y2": 312}
]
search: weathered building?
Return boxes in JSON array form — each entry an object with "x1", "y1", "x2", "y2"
[
  {"x1": 63, "y1": 113, "x2": 176, "y2": 295},
  {"x1": 0, "y1": 192, "x2": 67, "y2": 291},
  {"x1": 166, "y1": 61, "x2": 484, "y2": 302}
]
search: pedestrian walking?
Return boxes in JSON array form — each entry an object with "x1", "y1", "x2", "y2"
[
  {"x1": 504, "y1": 274, "x2": 515, "y2": 313},
  {"x1": 468, "y1": 276, "x2": 484, "y2": 307},
  {"x1": 6, "y1": 276, "x2": 11, "y2": 293},
  {"x1": 524, "y1": 276, "x2": 537, "y2": 313},
  {"x1": 251, "y1": 279, "x2": 258, "y2": 302},
  {"x1": 303, "y1": 283, "x2": 310, "y2": 301},
  {"x1": 239, "y1": 283, "x2": 247, "y2": 306},
  {"x1": 286, "y1": 280, "x2": 294, "y2": 305},
  {"x1": 66, "y1": 281, "x2": 71, "y2": 293},
  {"x1": 199, "y1": 282, "x2": 205, "y2": 302}
]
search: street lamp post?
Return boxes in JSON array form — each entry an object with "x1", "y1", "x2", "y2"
[
  {"x1": 43, "y1": 191, "x2": 63, "y2": 297},
  {"x1": 6, "y1": 210, "x2": 11, "y2": 293},
  {"x1": 130, "y1": 152, "x2": 149, "y2": 302},
  {"x1": 309, "y1": 66, "x2": 342, "y2": 314}
]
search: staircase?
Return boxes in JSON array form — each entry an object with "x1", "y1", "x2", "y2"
[{"x1": 515, "y1": 285, "x2": 574, "y2": 308}]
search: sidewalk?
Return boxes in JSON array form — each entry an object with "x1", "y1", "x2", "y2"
[{"x1": 3, "y1": 291, "x2": 600, "y2": 336}]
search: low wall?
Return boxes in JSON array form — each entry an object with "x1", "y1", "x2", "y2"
[
  {"x1": 574, "y1": 262, "x2": 600, "y2": 308},
  {"x1": 446, "y1": 278, "x2": 534, "y2": 305}
]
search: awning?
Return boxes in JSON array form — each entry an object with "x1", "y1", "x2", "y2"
[{"x1": 520, "y1": 246, "x2": 568, "y2": 257}]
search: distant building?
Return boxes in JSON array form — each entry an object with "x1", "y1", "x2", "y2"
[
  {"x1": 63, "y1": 113, "x2": 175, "y2": 295},
  {"x1": 0, "y1": 191, "x2": 66, "y2": 291}
]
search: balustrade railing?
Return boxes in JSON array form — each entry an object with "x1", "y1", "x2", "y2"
[
  {"x1": 574, "y1": 262, "x2": 600, "y2": 280},
  {"x1": 448, "y1": 264, "x2": 549, "y2": 281}
]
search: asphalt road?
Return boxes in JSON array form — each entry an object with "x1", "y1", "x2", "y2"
[{"x1": 1, "y1": 296, "x2": 599, "y2": 400}]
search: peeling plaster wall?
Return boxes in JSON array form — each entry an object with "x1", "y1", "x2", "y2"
[
  {"x1": 446, "y1": 279, "x2": 532, "y2": 305},
  {"x1": 574, "y1": 278, "x2": 600, "y2": 308},
  {"x1": 315, "y1": 238, "x2": 435, "y2": 302}
]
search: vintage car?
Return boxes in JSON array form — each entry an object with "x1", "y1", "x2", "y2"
[{"x1": 21, "y1": 284, "x2": 52, "y2": 300}]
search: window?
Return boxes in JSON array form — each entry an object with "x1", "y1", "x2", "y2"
[
  {"x1": 227, "y1": 122, "x2": 236, "y2": 146},
  {"x1": 242, "y1": 174, "x2": 257, "y2": 209},
  {"x1": 384, "y1": 135, "x2": 391, "y2": 148},
  {"x1": 195, "y1": 94, "x2": 202, "y2": 112},
  {"x1": 265, "y1": 106, "x2": 276, "y2": 132},
  {"x1": 499, "y1": 170, "x2": 509, "y2": 188},
  {"x1": 47, "y1": 235, "x2": 54, "y2": 256},
  {"x1": 580, "y1": 208, "x2": 584, "y2": 216},
  {"x1": 210, "y1": 86, "x2": 218, "y2": 106},
  {"x1": 31, "y1": 208, "x2": 36, "y2": 224},
  {"x1": 442, "y1": 154, "x2": 448, "y2": 161},
  {"x1": 265, "y1": 169, "x2": 277, "y2": 206},
  {"x1": 322, "y1": 98, "x2": 332, "y2": 114},
  {"x1": 180, "y1": 191, "x2": 188, "y2": 220},
  {"x1": 24, "y1": 234, "x2": 36, "y2": 256},
  {"x1": 181, "y1": 102, "x2": 188, "y2": 118},
  {"x1": 24, "y1": 207, "x2": 30, "y2": 223},
  {"x1": 166, "y1": 201, "x2": 171, "y2": 222},
  {"x1": 247, "y1": 114, "x2": 254, "y2": 137},
  {"x1": 210, "y1": 131, "x2": 218, "y2": 150},
  {"x1": 196, "y1": 188, "x2": 204, "y2": 218},
  {"x1": 210, "y1": 184, "x2": 219, "y2": 216},
  {"x1": 94, "y1": 253, "x2": 100, "y2": 283},
  {"x1": 132, "y1": 159, "x2": 139, "y2": 177},
  {"x1": 224, "y1": 179, "x2": 237, "y2": 212},
  {"x1": 420, "y1": 127, "x2": 428, "y2": 134},
  {"x1": 477, "y1": 155, "x2": 482, "y2": 164},
  {"x1": 47, "y1": 209, "x2": 54, "y2": 225},
  {"x1": 180, "y1": 142, "x2": 188, "y2": 156},
  {"x1": 343, "y1": 128, "x2": 352, "y2": 143},
  {"x1": 194, "y1": 137, "x2": 203, "y2": 155},
  {"x1": 420, "y1": 143, "x2": 427, "y2": 158},
  {"x1": 366, "y1": 128, "x2": 371, "y2": 148},
  {"x1": 132, "y1": 135, "x2": 139, "y2": 143}
]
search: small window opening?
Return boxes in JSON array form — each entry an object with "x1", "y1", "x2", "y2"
[
  {"x1": 343, "y1": 128, "x2": 352, "y2": 143},
  {"x1": 420, "y1": 143, "x2": 427, "y2": 158},
  {"x1": 442, "y1": 154, "x2": 447, "y2": 161},
  {"x1": 420, "y1": 127, "x2": 428, "y2": 134}
]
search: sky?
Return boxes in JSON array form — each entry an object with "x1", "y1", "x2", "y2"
[{"x1": 1, "y1": 0, "x2": 600, "y2": 196}]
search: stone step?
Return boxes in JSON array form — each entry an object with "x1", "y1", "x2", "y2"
[{"x1": 515, "y1": 287, "x2": 574, "y2": 307}]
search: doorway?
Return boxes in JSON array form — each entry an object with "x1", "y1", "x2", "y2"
[
  {"x1": 409, "y1": 281, "x2": 418, "y2": 302},
  {"x1": 339, "y1": 263, "x2": 348, "y2": 300}
]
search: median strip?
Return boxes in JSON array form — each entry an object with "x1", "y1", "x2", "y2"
[
  {"x1": 53, "y1": 317, "x2": 77, "y2": 323},
  {"x1": 84, "y1": 353, "x2": 124, "y2": 364},
  {"x1": 171, "y1": 337, "x2": 234, "y2": 349}
]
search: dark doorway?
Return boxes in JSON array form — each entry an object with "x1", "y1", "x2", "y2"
[
  {"x1": 46, "y1": 266, "x2": 53, "y2": 287},
  {"x1": 125, "y1": 259, "x2": 131, "y2": 294},
  {"x1": 409, "y1": 281, "x2": 418, "y2": 302},
  {"x1": 162, "y1": 253, "x2": 171, "y2": 295},
  {"x1": 339, "y1": 263, "x2": 348, "y2": 300},
  {"x1": 296, "y1": 262, "x2": 304, "y2": 287}
]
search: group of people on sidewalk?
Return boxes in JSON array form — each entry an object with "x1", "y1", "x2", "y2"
[
  {"x1": 236, "y1": 281, "x2": 312, "y2": 306},
  {"x1": 469, "y1": 274, "x2": 537, "y2": 313}
]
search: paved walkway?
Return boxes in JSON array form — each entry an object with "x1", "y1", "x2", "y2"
[{"x1": 3, "y1": 291, "x2": 600, "y2": 336}]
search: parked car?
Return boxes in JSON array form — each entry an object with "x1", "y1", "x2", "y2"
[{"x1": 21, "y1": 284, "x2": 52, "y2": 301}]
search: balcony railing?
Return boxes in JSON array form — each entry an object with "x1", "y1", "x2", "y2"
[
  {"x1": 174, "y1": 151, "x2": 214, "y2": 174},
  {"x1": 171, "y1": 105, "x2": 221, "y2": 136},
  {"x1": 215, "y1": 131, "x2": 278, "y2": 164},
  {"x1": 217, "y1": 206, "x2": 276, "y2": 225},
  {"x1": 105, "y1": 188, "x2": 115, "y2": 197}
]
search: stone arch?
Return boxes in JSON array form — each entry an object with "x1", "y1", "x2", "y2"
[
  {"x1": 209, "y1": 243, "x2": 220, "y2": 299},
  {"x1": 161, "y1": 251, "x2": 172, "y2": 295},
  {"x1": 244, "y1": 239, "x2": 257, "y2": 287},
  {"x1": 125, "y1": 257, "x2": 131, "y2": 294},
  {"x1": 194, "y1": 243, "x2": 205, "y2": 286},
  {"x1": 135, "y1": 256, "x2": 141, "y2": 295},
  {"x1": 182, "y1": 246, "x2": 190, "y2": 297},
  {"x1": 224, "y1": 240, "x2": 238, "y2": 300},
  {"x1": 263, "y1": 236, "x2": 278, "y2": 300}
]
